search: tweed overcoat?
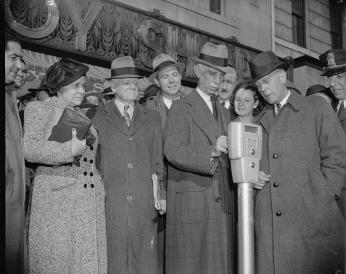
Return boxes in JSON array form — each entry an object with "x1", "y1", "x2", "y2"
[
  {"x1": 337, "y1": 105, "x2": 346, "y2": 216},
  {"x1": 92, "y1": 101, "x2": 164, "y2": 274},
  {"x1": 5, "y1": 90, "x2": 26, "y2": 274},
  {"x1": 24, "y1": 97, "x2": 107, "y2": 273},
  {"x1": 254, "y1": 91, "x2": 346, "y2": 274},
  {"x1": 164, "y1": 90, "x2": 235, "y2": 274}
]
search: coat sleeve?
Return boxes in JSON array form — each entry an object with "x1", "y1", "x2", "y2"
[
  {"x1": 313, "y1": 97, "x2": 346, "y2": 196},
  {"x1": 23, "y1": 101, "x2": 73, "y2": 165},
  {"x1": 164, "y1": 101, "x2": 217, "y2": 175}
]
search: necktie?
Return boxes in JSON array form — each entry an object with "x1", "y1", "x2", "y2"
[
  {"x1": 210, "y1": 95, "x2": 218, "y2": 120},
  {"x1": 337, "y1": 101, "x2": 344, "y2": 116},
  {"x1": 275, "y1": 103, "x2": 282, "y2": 116},
  {"x1": 123, "y1": 104, "x2": 131, "y2": 127}
]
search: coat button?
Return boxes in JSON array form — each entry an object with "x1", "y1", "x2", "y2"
[
  {"x1": 215, "y1": 196, "x2": 221, "y2": 202},
  {"x1": 126, "y1": 195, "x2": 133, "y2": 202},
  {"x1": 275, "y1": 211, "x2": 282, "y2": 216},
  {"x1": 90, "y1": 184, "x2": 94, "y2": 188},
  {"x1": 273, "y1": 181, "x2": 279, "y2": 187},
  {"x1": 333, "y1": 194, "x2": 339, "y2": 201},
  {"x1": 89, "y1": 159, "x2": 93, "y2": 164},
  {"x1": 273, "y1": 154, "x2": 278, "y2": 159},
  {"x1": 90, "y1": 145, "x2": 93, "y2": 151},
  {"x1": 83, "y1": 158, "x2": 87, "y2": 162},
  {"x1": 128, "y1": 163, "x2": 133, "y2": 169},
  {"x1": 129, "y1": 137, "x2": 133, "y2": 141},
  {"x1": 90, "y1": 172, "x2": 93, "y2": 176},
  {"x1": 83, "y1": 171, "x2": 88, "y2": 176},
  {"x1": 83, "y1": 184, "x2": 87, "y2": 188}
]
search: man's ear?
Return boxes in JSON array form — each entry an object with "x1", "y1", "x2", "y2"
[
  {"x1": 278, "y1": 69, "x2": 287, "y2": 84},
  {"x1": 194, "y1": 64, "x2": 200, "y2": 79},
  {"x1": 154, "y1": 78, "x2": 160, "y2": 88},
  {"x1": 253, "y1": 99, "x2": 259, "y2": 109},
  {"x1": 110, "y1": 81, "x2": 117, "y2": 94}
]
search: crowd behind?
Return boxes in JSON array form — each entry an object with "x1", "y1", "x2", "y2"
[{"x1": 5, "y1": 31, "x2": 346, "y2": 274}]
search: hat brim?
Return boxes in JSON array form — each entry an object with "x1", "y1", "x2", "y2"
[
  {"x1": 250, "y1": 61, "x2": 290, "y2": 84},
  {"x1": 105, "y1": 74, "x2": 143, "y2": 80},
  {"x1": 149, "y1": 63, "x2": 185, "y2": 80},
  {"x1": 191, "y1": 57, "x2": 227, "y2": 73},
  {"x1": 320, "y1": 64, "x2": 346, "y2": 76}
]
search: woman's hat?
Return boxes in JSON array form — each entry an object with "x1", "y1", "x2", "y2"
[
  {"x1": 106, "y1": 56, "x2": 143, "y2": 80},
  {"x1": 191, "y1": 42, "x2": 228, "y2": 73},
  {"x1": 151, "y1": 54, "x2": 185, "y2": 79},
  {"x1": 44, "y1": 58, "x2": 89, "y2": 91},
  {"x1": 306, "y1": 84, "x2": 334, "y2": 99},
  {"x1": 249, "y1": 51, "x2": 290, "y2": 83},
  {"x1": 319, "y1": 49, "x2": 346, "y2": 76}
]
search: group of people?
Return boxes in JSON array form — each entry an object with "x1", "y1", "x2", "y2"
[{"x1": 5, "y1": 29, "x2": 346, "y2": 274}]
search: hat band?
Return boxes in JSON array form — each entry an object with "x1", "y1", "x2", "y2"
[
  {"x1": 199, "y1": 53, "x2": 227, "y2": 67},
  {"x1": 154, "y1": 60, "x2": 177, "y2": 73},
  {"x1": 111, "y1": 67, "x2": 139, "y2": 78}
]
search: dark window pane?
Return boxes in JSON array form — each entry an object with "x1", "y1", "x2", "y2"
[
  {"x1": 329, "y1": 0, "x2": 343, "y2": 48},
  {"x1": 292, "y1": 0, "x2": 305, "y2": 47},
  {"x1": 210, "y1": 0, "x2": 221, "y2": 15}
]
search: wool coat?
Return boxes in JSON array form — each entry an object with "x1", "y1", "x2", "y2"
[
  {"x1": 337, "y1": 103, "x2": 346, "y2": 134},
  {"x1": 254, "y1": 91, "x2": 346, "y2": 274},
  {"x1": 92, "y1": 101, "x2": 164, "y2": 274},
  {"x1": 24, "y1": 97, "x2": 107, "y2": 273},
  {"x1": 164, "y1": 90, "x2": 235, "y2": 274},
  {"x1": 5, "y1": 90, "x2": 26, "y2": 274}
]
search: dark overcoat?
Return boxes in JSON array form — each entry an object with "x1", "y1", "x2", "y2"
[
  {"x1": 5, "y1": 90, "x2": 26, "y2": 274},
  {"x1": 255, "y1": 91, "x2": 346, "y2": 274},
  {"x1": 92, "y1": 101, "x2": 164, "y2": 274},
  {"x1": 164, "y1": 90, "x2": 235, "y2": 274}
]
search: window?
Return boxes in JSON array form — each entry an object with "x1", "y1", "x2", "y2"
[
  {"x1": 292, "y1": 0, "x2": 306, "y2": 47},
  {"x1": 210, "y1": 0, "x2": 222, "y2": 15},
  {"x1": 329, "y1": 0, "x2": 343, "y2": 49}
]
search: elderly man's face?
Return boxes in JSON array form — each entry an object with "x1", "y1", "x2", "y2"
[
  {"x1": 255, "y1": 69, "x2": 287, "y2": 104},
  {"x1": 326, "y1": 72, "x2": 346, "y2": 100},
  {"x1": 218, "y1": 72, "x2": 237, "y2": 101},
  {"x1": 5, "y1": 41, "x2": 23, "y2": 84},
  {"x1": 195, "y1": 64, "x2": 224, "y2": 96},
  {"x1": 112, "y1": 78, "x2": 139, "y2": 103}
]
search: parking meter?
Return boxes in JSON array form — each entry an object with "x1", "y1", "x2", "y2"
[
  {"x1": 228, "y1": 121, "x2": 262, "y2": 274},
  {"x1": 228, "y1": 121, "x2": 262, "y2": 183}
]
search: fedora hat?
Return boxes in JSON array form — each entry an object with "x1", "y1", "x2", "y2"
[
  {"x1": 249, "y1": 51, "x2": 290, "y2": 83},
  {"x1": 191, "y1": 42, "x2": 228, "y2": 72},
  {"x1": 106, "y1": 56, "x2": 143, "y2": 80},
  {"x1": 306, "y1": 84, "x2": 334, "y2": 99},
  {"x1": 319, "y1": 49, "x2": 346, "y2": 76},
  {"x1": 151, "y1": 54, "x2": 185, "y2": 79}
]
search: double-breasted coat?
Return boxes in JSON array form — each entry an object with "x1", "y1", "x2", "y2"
[
  {"x1": 92, "y1": 101, "x2": 164, "y2": 274},
  {"x1": 24, "y1": 97, "x2": 107, "y2": 273},
  {"x1": 254, "y1": 91, "x2": 346, "y2": 274},
  {"x1": 5, "y1": 90, "x2": 26, "y2": 274},
  {"x1": 164, "y1": 90, "x2": 235, "y2": 274}
]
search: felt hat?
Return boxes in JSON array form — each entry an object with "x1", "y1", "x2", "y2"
[
  {"x1": 249, "y1": 51, "x2": 290, "y2": 83},
  {"x1": 306, "y1": 84, "x2": 335, "y2": 99},
  {"x1": 191, "y1": 42, "x2": 229, "y2": 73},
  {"x1": 319, "y1": 49, "x2": 346, "y2": 76},
  {"x1": 44, "y1": 58, "x2": 89, "y2": 91},
  {"x1": 151, "y1": 54, "x2": 184, "y2": 79},
  {"x1": 106, "y1": 56, "x2": 143, "y2": 80}
]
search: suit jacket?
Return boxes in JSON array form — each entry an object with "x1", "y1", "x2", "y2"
[
  {"x1": 254, "y1": 91, "x2": 346, "y2": 274},
  {"x1": 164, "y1": 89, "x2": 235, "y2": 274},
  {"x1": 92, "y1": 101, "x2": 164, "y2": 274},
  {"x1": 5, "y1": 90, "x2": 26, "y2": 274}
]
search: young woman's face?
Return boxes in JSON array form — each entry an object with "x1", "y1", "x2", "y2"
[{"x1": 234, "y1": 88, "x2": 258, "y2": 117}]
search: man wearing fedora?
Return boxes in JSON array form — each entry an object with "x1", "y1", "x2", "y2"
[
  {"x1": 92, "y1": 56, "x2": 165, "y2": 273},
  {"x1": 249, "y1": 51, "x2": 346, "y2": 273},
  {"x1": 217, "y1": 65, "x2": 237, "y2": 112},
  {"x1": 164, "y1": 42, "x2": 235, "y2": 273},
  {"x1": 145, "y1": 53, "x2": 184, "y2": 274}
]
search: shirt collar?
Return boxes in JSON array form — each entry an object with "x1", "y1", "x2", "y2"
[
  {"x1": 162, "y1": 95, "x2": 180, "y2": 109},
  {"x1": 114, "y1": 98, "x2": 134, "y2": 118},
  {"x1": 279, "y1": 90, "x2": 291, "y2": 106}
]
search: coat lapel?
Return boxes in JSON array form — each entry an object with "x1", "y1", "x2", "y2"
[
  {"x1": 257, "y1": 104, "x2": 275, "y2": 133},
  {"x1": 187, "y1": 90, "x2": 219, "y2": 143},
  {"x1": 104, "y1": 101, "x2": 129, "y2": 135},
  {"x1": 128, "y1": 103, "x2": 149, "y2": 136}
]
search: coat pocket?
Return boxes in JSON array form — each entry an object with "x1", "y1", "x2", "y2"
[{"x1": 176, "y1": 189, "x2": 207, "y2": 224}]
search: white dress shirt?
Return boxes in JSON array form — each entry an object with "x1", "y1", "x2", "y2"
[
  {"x1": 275, "y1": 90, "x2": 291, "y2": 114},
  {"x1": 115, "y1": 98, "x2": 134, "y2": 120}
]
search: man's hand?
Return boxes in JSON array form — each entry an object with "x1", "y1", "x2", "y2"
[
  {"x1": 158, "y1": 199, "x2": 166, "y2": 215},
  {"x1": 212, "y1": 135, "x2": 228, "y2": 157},
  {"x1": 71, "y1": 128, "x2": 87, "y2": 156},
  {"x1": 253, "y1": 171, "x2": 271, "y2": 190}
]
